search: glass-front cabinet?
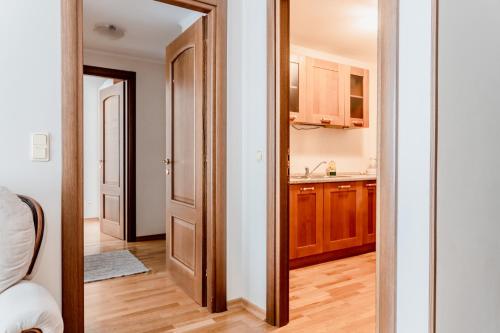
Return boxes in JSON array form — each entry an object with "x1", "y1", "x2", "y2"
[
  {"x1": 289, "y1": 54, "x2": 307, "y2": 123},
  {"x1": 345, "y1": 66, "x2": 369, "y2": 128}
]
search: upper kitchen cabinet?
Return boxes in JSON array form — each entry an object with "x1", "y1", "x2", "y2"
[
  {"x1": 306, "y1": 58, "x2": 346, "y2": 127},
  {"x1": 289, "y1": 53, "x2": 370, "y2": 129},
  {"x1": 345, "y1": 67, "x2": 369, "y2": 128},
  {"x1": 289, "y1": 54, "x2": 307, "y2": 123}
]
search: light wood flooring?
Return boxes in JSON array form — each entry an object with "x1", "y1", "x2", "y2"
[{"x1": 84, "y1": 219, "x2": 375, "y2": 332}]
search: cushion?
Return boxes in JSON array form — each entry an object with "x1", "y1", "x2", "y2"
[
  {"x1": 0, "y1": 281, "x2": 63, "y2": 333},
  {"x1": 0, "y1": 187, "x2": 35, "y2": 293}
]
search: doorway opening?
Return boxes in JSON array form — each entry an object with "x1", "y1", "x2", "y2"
[
  {"x1": 267, "y1": 0, "x2": 399, "y2": 331},
  {"x1": 62, "y1": 0, "x2": 227, "y2": 331},
  {"x1": 83, "y1": 66, "x2": 136, "y2": 244}
]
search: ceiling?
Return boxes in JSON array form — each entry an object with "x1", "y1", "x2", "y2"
[
  {"x1": 291, "y1": 0, "x2": 378, "y2": 63},
  {"x1": 83, "y1": 0, "x2": 202, "y2": 62}
]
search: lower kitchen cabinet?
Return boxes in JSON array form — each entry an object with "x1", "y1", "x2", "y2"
[
  {"x1": 290, "y1": 180, "x2": 376, "y2": 268},
  {"x1": 363, "y1": 182, "x2": 377, "y2": 244},
  {"x1": 289, "y1": 184, "x2": 324, "y2": 259},
  {"x1": 323, "y1": 182, "x2": 363, "y2": 252}
]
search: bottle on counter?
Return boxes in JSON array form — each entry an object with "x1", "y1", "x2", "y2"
[{"x1": 326, "y1": 160, "x2": 337, "y2": 176}]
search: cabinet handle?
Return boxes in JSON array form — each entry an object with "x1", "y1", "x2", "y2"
[
  {"x1": 338, "y1": 185, "x2": 351, "y2": 190},
  {"x1": 290, "y1": 115, "x2": 297, "y2": 121},
  {"x1": 365, "y1": 183, "x2": 376, "y2": 188},
  {"x1": 352, "y1": 120, "x2": 364, "y2": 127},
  {"x1": 320, "y1": 118, "x2": 331, "y2": 124},
  {"x1": 300, "y1": 186, "x2": 315, "y2": 191}
]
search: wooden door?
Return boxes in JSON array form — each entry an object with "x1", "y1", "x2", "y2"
[
  {"x1": 363, "y1": 182, "x2": 377, "y2": 244},
  {"x1": 289, "y1": 54, "x2": 307, "y2": 123},
  {"x1": 165, "y1": 17, "x2": 206, "y2": 305},
  {"x1": 306, "y1": 58, "x2": 346, "y2": 126},
  {"x1": 99, "y1": 82, "x2": 125, "y2": 240},
  {"x1": 289, "y1": 184, "x2": 324, "y2": 259},
  {"x1": 323, "y1": 182, "x2": 363, "y2": 251},
  {"x1": 345, "y1": 66, "x2": 369, "y2": 128}
]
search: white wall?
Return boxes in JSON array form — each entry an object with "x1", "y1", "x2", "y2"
[
  {"x1": 396, "y1": 0, "x2": 433, "y2": 332},
  {"x1": 0, "y1": 1, "x2": 62, "y2": 304},
  {"x1": 226, "y1": 0, "x2": 244, "y2": 301},
  {"x1": 237, "y1": 0, "x2": 269, "y2": 309},
  {"x1": 289, "y1": 45, "x2": 377, "y2": 175},
  {"x1": 84, "y1": 50, "x2": 166, "y2": 237},
  {"x1": 83, "y1": 75, "x2": 107, "y2": 218},
  {"x1": 436, "y1": 1, "x2": 500, "y2": 332}
]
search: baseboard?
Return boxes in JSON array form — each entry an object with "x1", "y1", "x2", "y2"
[
  {"x1": 227, "y1": 298, "x2": 266, "y2": 320},
  {"x1": 135, "y1": 234, "x2": 166, "y2": 241}
]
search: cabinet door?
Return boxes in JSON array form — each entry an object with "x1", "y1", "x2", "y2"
[
  {"x1": 323, "y1": 182, "x2": 363, "y2": 251},
  {"x1": 306, "y1": 58, "x2": 346, "y2": 126},
  {"x1": 363, "y1": 182, "x2": 377, "y2": 244},
  {"x1": 345, "y1": 66, "x2": 369, "y2": 128},
  {"x1": 289, "y1": 54, "x2": 307, "y2": 123},
  {"x1": 289, "y1": 184, "x2": 324, "y2": 259}
]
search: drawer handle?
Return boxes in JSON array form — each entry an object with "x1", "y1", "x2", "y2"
[
  {"x1": 320, "y1": 118, "x2": 331, "y2": 124},
  {"x1": 338, "y1": 185, "x2": 351, "y2": 190},
  {"x1": 300, "y1": 187, "x2": 315, "y2": 191},
  {"x1": 366, "y1": 183, "x2": 376, "y2": 188}
]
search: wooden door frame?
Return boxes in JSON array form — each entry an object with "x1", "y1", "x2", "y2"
[
  {"x1": 266, "y1": 0, "x2": 438, "y2": 330},
  {"x1": 61, "y1": 0, "x2": 227, "y2": 331},
  {"x1": 83, "y1": 65, "x2": 137, "y2": 243}
]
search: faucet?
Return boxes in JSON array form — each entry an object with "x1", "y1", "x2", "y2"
[{"x1": 304, "y1": 161, "x2": 327, "y2": 178}]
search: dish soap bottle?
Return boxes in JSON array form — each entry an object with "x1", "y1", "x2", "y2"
[{"x1": 326, "y1": 161, "x2": 337, "y2": 176}]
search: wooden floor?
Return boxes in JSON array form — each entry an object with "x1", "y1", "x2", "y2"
[{"x1": 84, "y1": 220, "x2": 375, "y2": 332}]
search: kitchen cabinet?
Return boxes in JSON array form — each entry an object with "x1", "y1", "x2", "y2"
[
  {"x1": 323, "y1": 182, "x2": 363, "y2": 251},
  {"x1": 289, "y1": 180, "x2": 376, "y2": 267},
  {"x1": 345, "y1": 67, "x2": 369, "y2": 128},
  {"x1": 363, "y1": 182, "x2": 377, "y2": 244},
  {"x1": 306, "y1": 58, "x2": 346, "y2": 127},
  {"x1": 289, "y1": 183, "x2": 324, "y2": 259},
  {"x1": 289, "y1": 53, "x2": 369, "y2": 128},
  {"x1": 289, "y1": 54, "x2": 307, "y2": 123}
]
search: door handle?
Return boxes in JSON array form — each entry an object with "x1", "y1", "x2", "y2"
[{"x1": 163, "y1": 158, "x2": 171, "y2": 165}]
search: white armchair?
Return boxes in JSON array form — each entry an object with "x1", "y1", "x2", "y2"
[{"x1": 0, "y1": 192, "x2": 63, "y2": 333}]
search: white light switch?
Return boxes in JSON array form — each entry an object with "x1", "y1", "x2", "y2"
[
  {"x1": 256, "y1": 150, "x2": 263, "y2": 162},
  {"x1": 32, "y1": 133, "x2": 50, "y2": 162}
]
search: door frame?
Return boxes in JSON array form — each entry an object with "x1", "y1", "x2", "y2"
[
  {"x1": 266, "y1": 0, "x2": 438, "y2": 330},
  {"x1": 61, "y1": 0, "x2": 227, "y2": 331},
  {"x1": 83, "y1": 65, "x2": 137, "y2": 243}
]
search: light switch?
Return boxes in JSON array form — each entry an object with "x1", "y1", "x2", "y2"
[
  {"x1": 32, "y1": 133, "x2": 50, "y2": 162},
  {"x1": 256, "y1": 150, "x2": 263, "y2": 162}
]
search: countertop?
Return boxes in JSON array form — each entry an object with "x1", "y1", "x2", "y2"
[{"x1": 289, "y1": 173, "x2": 377, "y2": 184}]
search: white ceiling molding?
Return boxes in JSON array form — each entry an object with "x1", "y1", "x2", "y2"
[{"x1": 84, "y1": 48, "x2": 166, "y2": 65}]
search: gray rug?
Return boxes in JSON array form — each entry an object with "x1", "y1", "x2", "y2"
[{"x1": 84, "y1": 250, "x2": 150, "y2": 283}]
